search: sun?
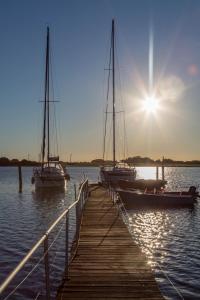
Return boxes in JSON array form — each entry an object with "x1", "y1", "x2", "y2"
[{"x1": 142, "y1": 95, "x2": 159, "y2": 114}]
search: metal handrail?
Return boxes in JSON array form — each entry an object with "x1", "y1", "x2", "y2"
[{"x1": 0, "y1": 179, "x2": 89, "y2": 299}]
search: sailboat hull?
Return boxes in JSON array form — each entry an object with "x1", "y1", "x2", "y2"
[
  {"x1": 33, "y1": 164, "x2": 66, "y2": 189},
  {"x1": 100, "y1": 167, "x2": 136, "y2": 185},
  {"x1": 34, "y1": 176, "x2": 65, "y2": 189}
]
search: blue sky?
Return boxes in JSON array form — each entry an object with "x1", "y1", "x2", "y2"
[{"x1": 1, "y1": 0, "x2": 200, "y2": 161}]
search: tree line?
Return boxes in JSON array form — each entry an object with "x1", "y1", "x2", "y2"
[{"x1": 1, "y1": 156, "x2": 200, "y2": 166}]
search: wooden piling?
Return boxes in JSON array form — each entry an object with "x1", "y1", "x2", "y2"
[
  {"x1": 18, "y1": 165, "x2": 22, "y2": 193},
  {"x1": 156, "y1": 166, "x2": 159, "y2": 180},
  {"x1": 162, "y1": 157, "x2": 165, "y2": 181}
]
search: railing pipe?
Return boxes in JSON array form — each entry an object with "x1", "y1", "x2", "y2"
[{"x1": 0, "y1": 235, "x2": 46, "y2": 294}]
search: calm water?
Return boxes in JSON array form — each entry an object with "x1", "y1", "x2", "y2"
[{"x1": 0, "y1": 166, "x2": 200, "y2": 299}]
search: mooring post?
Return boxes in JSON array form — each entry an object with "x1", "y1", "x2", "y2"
[
  {"x1": 162, "y1": 157, "x2": 165, "y2": 181},
  {"x1": 18, "y1": 165, "x2": 22, "y2": 193},
  {"x1": 156, "y1": 166, "x2": 159, "y2": 180}
]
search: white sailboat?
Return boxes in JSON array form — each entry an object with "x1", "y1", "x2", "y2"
[
  {"x1": 32, "y1": 27, "x2": 69, "y2": 189},
  {"x1": 100, "y1": 20, "x2": 136, "y2": 185}
]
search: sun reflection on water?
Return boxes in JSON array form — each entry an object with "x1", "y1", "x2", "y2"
[
  {"x1": 129, "y1": 210, "x2": 172, "y2": 268},
  {"x1": 123, "y1": 167, "x2": 200, "y2": 299},
  {"x1": 136, "y1": 166, "x2": 157, "y2": 179}
]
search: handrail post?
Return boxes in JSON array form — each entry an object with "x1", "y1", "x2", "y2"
[
  {"x1": 82, "y1": 190, "x2": 84, "y2": 209},
  {"x1": 44, "y1": 236, "x2": 50, "y2": 300},
  {"x1": 74, "y1": 184, "x2": 77, "y2": 201},
  {"x1": 65, "y1": 213, "x2": 69, "y2": 279},
  {"x1": 79, "y1": 198, "x2": 81, "y2": 229},
  {"x1": 76, "y1": 201, "x2": 79, "y2": 241},
  {"x1": 80, "y1": 192, "x2": 82, "y2": 211}
]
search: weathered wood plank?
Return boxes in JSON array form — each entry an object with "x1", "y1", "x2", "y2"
[{"x1": 57, "y1": 186, "x2": 163, "y2": 300}]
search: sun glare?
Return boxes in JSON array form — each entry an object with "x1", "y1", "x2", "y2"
[{"x1": 142, "y1": 96, "x2": 159, "y2": 114}]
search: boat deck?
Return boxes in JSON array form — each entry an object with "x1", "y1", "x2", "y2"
[{"x1": 57, "y1": 186, "x2": 164, "y2": 299}]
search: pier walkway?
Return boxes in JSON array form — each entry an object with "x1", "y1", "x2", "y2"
[{"x1": 57, "y1": 186, "x2": 163, "y2": 299}]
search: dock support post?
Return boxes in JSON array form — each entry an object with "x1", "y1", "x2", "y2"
[
  {"x1": 18, "y1": 165, "x2": 22, "y2": 193},
  {"x1": 156, "y1": 166, "x2": 159, "y2": 180}
]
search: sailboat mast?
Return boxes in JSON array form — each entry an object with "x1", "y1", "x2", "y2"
[
  {"x1": 112, "y1": 19, "x2": 116, "y2": 167},
  {"x1": 41, "y1": 27, "x2": 50, "y2": 168},
  {"x1": 46, "y1": 28, "x2": 50, "y2": 166}
]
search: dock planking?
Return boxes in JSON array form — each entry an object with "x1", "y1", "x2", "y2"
[{"x1": 57, "y1": 186, "x2": 164, "y2": 299}]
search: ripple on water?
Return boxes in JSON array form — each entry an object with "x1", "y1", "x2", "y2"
[
  {"x1": 123, "y1": 168, "x2": 200, "y2": 299},
  {"x1": 0, "y1": 166, "x2": 99, "y2": 299},
  {"x1": 1, "y1": 166, "x2": 200, "y2": 299}
]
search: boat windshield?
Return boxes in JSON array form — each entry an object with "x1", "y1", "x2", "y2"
[
  {"x1": 101, "y1": 163, "x2": 135, "y2": 171},
  {"x1": 115, "y1": 163, "x2": 132, "y2": 169},
  {"x1": 43, "y1": 162, "x2": 63, "y2": 170}
]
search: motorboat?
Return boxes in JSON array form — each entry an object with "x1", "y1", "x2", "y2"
[
  {"x1": 118, "y1": 178, "x2": 167, "y2": 190},
  {"x1": 117, "y1": 186, "x2": 198, "y2": 208}
]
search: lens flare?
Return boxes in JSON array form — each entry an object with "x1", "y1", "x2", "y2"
[{"x1": 142, "y1": 96, "x2": 159, "y2": 114}]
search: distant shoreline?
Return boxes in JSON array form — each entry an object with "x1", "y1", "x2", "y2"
[
  {"x1": 1, "y1": 156, "x2": 200, "y2": 167},
  {"x1": 1, "y1": 163, "x2": 200, "y2": 168}
]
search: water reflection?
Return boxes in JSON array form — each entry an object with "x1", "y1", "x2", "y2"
[
  {"x1": 32, "y1": 188, "x2": 66, "y2": 202},
  {"x1": 127, "y1": 204, "x2": 199, "y2": 299},
  {"x1": 129, "y1": 209, "x2": 172, "y2": 267},
  {"x1": 1, "y1": 167, "x2": 200, "y2": 299},
  {"x1": 31, "y1": 188, "x2": 70, "y2": 232},
  {"x1": 136, "y1": 166, "x2": 156, "y2": 179}
]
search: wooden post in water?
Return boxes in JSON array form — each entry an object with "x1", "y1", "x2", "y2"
[
  {"x1": 156, "y1": 166, "x2": 159, "y2": 180},
  {"x1": 18, "y1": 165, "x2": 22, "y2": 193},
  {"x1": 162, "y1": 157, "x2": 165, "y2": 181}
]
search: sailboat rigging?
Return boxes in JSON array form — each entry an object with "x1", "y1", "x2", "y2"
[
  {"x1": 32, "y1": 27, "x2": 70, "y2": 189},
  {"x1": 100, "y1": 19, "x2": 136, "y2": 185}
]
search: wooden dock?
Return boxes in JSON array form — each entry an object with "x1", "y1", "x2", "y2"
[{"x1": 57, "y1": 186, "x2": 164, "y2": 299}]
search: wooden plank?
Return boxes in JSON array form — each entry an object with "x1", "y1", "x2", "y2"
[{"x1": 57, "y1": 186, "x2": 164, "y2": 300}]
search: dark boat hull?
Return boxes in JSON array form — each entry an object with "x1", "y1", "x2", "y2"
[
  {"x1": 100, "y1": 168, "x2": 136, "y2": 185},
  {"x1": 118, "y1": 179, "x2": 167, "y2": 190},
  {"x1": 117, "y1": 189, "x2": 197, "y2": 208}
]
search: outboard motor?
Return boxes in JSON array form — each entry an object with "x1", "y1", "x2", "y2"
[
  {"x1": 65, "y1": 173, "x2": 70, "y2": 181},
  {"x1": 188, "y1": 186, "x2": 196, "y2": 195}
]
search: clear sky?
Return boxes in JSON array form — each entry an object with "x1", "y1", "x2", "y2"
[{"x1": 1, "y1": 0, "x2": 200, "y2": 161}]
